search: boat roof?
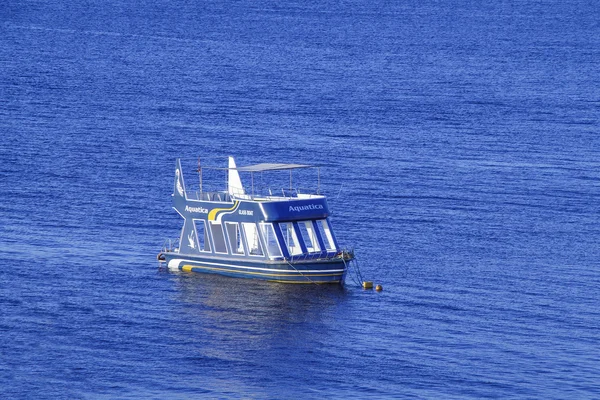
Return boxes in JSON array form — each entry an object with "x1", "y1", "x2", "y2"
[{"x1": 236, "y1": 163, "x2": 313, "y2": 172}]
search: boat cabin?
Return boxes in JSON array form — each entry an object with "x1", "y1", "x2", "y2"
[{"x1": 172, "y1": 158, "x2": 341, "y2": 261}]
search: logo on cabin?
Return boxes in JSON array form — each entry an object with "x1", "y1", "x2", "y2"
[
  {"x1": 176, "y1": 169, "x2": 184, "y2": 197},
  {"x1": 187, "y1": 230, "x2": 196, "y2": 249},
  {"x1": 289, "y1": 204, "x2": 324, "y2": 213},
  {"x1": 208, "y1": 201, "x2": 240, "y2": 222},
  {"x1": 185, "y1": 205, "x2": 209, "y2": 214}
]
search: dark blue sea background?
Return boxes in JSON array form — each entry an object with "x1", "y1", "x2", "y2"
[{"x1": 1, "y1": 0, "x2": 599, "y2": 398}]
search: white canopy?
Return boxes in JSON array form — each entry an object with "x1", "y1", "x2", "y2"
[{"x1": 235, "y1": 163, "x2": 313, "y2": 172}]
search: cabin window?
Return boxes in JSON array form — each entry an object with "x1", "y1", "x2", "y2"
[
  {"x1": 209, "y1": 222, "x2": 228, "y2": 253},
  {"x1": 225, "y1": 222, "x2": 245, "y2": 255},
  {"x1": 193, "y1": 220, "x2": 211, "y2": 252},
  {"x1": 298, "y1": 220, "x2": 320, "y2": 253},
  {"x1": 242, "y1": 222, "x2": 264, "y2": 256},
  {"x1": 260, "y1": 223, "x2": 282, "y2": 258},
  {"x1": 279, "y1": 222, "x2": 302, "y2": 256},
  {"x1": 316, "y1": 219, "x2": 336, "y2": 251}
]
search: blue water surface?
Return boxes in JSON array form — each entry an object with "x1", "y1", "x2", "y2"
[{"x1": 1, "y1": 0, "x2": 599, "y2": 398}]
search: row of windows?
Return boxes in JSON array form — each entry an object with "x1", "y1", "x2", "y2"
[{"x1": 192, "y1": 219, "x2": 336, "y2": 259}]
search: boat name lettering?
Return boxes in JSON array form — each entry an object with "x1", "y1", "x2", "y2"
[
  {"x1": 185, "y1": 205, "x2": 208, "y2": 214},
  {"x1": 239, "y1": 210, "x2": 254, "y2": 216},
  {"x1": 289, "y1": 204, "x2": 324, "y2": 212}
]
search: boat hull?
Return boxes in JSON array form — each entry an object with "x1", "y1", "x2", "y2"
[{"x1": 163, "y1": 253, "x2": 347, "y2": 284}]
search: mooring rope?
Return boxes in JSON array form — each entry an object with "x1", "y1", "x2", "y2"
[
  {"x1": 285, "y1": 251, "x2": 365, "y2": 287},
  {"x1": 353, "y1": 257, "x2": 365, "y2": 283},
  {"x1": 341, "y1": 256, "x2": 358, "y2": 286},
  {"x1": 341, "y1": 254, "x2": 365, "y2": 287},
  {"x1": 285, "y1": 258, "x2": 319, "y2": 285}
]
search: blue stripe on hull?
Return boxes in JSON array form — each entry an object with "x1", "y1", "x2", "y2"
[{"x1": 164, "y1": 255, "x2": 346, "y2": 284}]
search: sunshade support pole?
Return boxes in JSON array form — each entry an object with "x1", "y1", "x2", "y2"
[{"x1": 317, "y1": 167, "x2": 320, "y2": 194}]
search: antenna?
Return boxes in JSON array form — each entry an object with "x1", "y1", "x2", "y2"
[{"x1": 197, "y1": 157, "x2": 203, "y2": 193}]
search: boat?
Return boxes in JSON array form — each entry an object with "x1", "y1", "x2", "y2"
[{"x1": 158, "y1": 157, "x2": 354, "y2": 284}]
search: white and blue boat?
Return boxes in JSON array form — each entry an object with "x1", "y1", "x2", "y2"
[{"x1": 158, "y1": 157, "x2": 354, "y2": 284}]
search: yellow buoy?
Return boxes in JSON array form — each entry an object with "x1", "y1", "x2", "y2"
[
  {"x1": 375, "y1": 284, "x2": 383, "y2": 291},
  {"x1": 362, "y1": 281, "x2": 373, "y2": 289}
]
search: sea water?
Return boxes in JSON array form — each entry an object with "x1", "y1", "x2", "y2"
[{"x1": 1, "y1": 0, "x2": 599, "y2": 398}]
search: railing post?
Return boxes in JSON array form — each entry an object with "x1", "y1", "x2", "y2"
[{"x1": 317, "y1": 167, "x2": 320, "y2": 194}]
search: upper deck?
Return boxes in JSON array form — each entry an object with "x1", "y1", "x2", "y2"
[{"x1": 174, "y1": 157, "x2": 330, "y2": 223}]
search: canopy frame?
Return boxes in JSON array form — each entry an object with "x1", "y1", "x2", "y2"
[{"x1": 195, "y1": 160, "x2": 321, "y2": 196}]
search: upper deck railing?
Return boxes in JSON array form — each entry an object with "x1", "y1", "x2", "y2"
[
  {"x1": 181, "y1": 158, "x2": 325, "y2": 203},
  {"x1": 184, "y1": 187, "x2": 324, "y2": 203}
]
